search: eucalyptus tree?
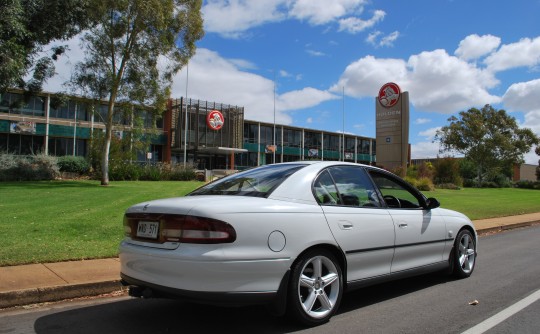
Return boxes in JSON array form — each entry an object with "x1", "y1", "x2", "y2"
[
  {"x1": 0, "y1": 0, "x2": 91, "y2": 93},
  {"x1": 435, "y1": 104, "x2": 539, "y2": 185},
  {"x1": 71, "y1": 0, "x2": 203, "y2": 185}
]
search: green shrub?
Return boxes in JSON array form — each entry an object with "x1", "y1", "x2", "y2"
[
  {"x1": 0, "y1": 153, "x2": 59, "y2": 181},
  {"x1": 434, "y1": 158, "x2": 463, "y2": 187},
  {"x1": 405, "y1": 176, "x2": 434, "y2": 191},
  {"x1": 436, "y1": 183, "x2": 461, "y2": 190},
  {"x1": 169, "y1": 164, "x2": 197, "y2": 181},
  {"x1": 109, "y1": 161, "x2": 142, "y2": 181},
  {"x1": 514, "y1": 180, "x2": 540, "y2": 190},
  {"x1": 57, "y1": 156, "x2": 90, "y2": 174},
  {"x1": 416, "y1": 177, "x2": 435, "y2": 191}
]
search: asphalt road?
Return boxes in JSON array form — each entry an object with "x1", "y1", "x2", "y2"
[{"x1": 1, "y1": 225, "x2": 539, "y2": 334}]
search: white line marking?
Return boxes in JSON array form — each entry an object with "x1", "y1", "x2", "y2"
[{"x1": 461, "y1": 289, "x2": 540, "y2": 334}]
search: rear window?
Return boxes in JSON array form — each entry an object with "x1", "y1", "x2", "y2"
[{"x1": 189, "y1": 164, "x2": 306, "y2": 198}]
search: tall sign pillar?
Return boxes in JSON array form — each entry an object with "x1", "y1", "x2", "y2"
[{"x1": 375, "y1": 82, "x2": 409, "y2": 175}]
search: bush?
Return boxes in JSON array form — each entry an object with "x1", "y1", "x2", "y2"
[
  {"x1": 169, "y1": 163, "x2": 197, "y2": 181},
  {"x1": 0, "y1": 153, "x2": 59, "y2": 181},
  {"x1": 57, "y1": 156, "x2": 90, "y2": 174},
  {"x1": 436, "y1": 183, "x2": 461, "y2": 190},
  {"x1": 109, "y1": 162, "x2": 142, "y2": 181},
  {"x1": 434, "y1": 158, "x2": 463, "y2": 187},
  {"x1": 514, "y1": 180, "x2": 540, "y2": 190},
  {"x1": 405, "y1": 176, "x2": 434, "y2": 191}
]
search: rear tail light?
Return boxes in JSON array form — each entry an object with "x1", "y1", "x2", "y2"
[{"x1": 124, "y1": 214, "x2": 236, "y2": 244}]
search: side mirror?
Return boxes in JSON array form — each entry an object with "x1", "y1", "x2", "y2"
[{"x1": 425, "y1": 197, "x2": 440, "y2": 210}]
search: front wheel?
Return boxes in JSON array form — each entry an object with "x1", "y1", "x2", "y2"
[
  {"x1": 451, "y1": 229, "x2": 476, "y2": 278},
  {"x1": 287, "y1": 249, "x2": 343, "y2": 326}
]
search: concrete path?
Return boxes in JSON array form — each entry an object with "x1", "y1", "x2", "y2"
[{"x1": 1, "y1": 213, "x2": 540, "y2": 309}]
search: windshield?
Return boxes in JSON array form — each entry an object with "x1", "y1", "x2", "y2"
[{"x1": 189, "y1": 163, "x2": 306, "y2": 197}]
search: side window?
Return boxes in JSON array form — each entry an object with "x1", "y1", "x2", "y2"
[
  {"x1": 313, "y1": 171, "x2": 340, "y2": 205},
  {"x1": 313, "y1": 166, "x2": 381, "y2": 207},
  {"x1": 369, "y1": 171, "x2": 422, "y2": 209}
]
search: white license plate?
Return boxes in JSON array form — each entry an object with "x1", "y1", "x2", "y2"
[{"x1": 136, "y1": 221, "x2": 159, "y2": 239}]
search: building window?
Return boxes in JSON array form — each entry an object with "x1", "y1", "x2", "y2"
[
  {"x1": 48, "y1": 137, "x2": 87, "y2": 157},
  {"x1": 1, "y1": 134, "x2": 44, "y2": 155},
  {"x1": 283, "y1": 129, "x2": 301, "y2": 147},
  {"x1": 324, "y1": 134, "x2": 340, "y2": 151},
  {"x1": 304, "y1": 131, "x2": 321, "y2": 149},
  {"x1": 0, "y1": 92, "x2": 45, "y2": 116}
]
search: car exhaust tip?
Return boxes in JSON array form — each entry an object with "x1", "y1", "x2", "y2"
[{"x1": 128, "y1": 286, "x2": 154, "y2": 299}]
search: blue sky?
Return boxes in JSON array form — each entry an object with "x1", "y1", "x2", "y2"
[{"x1": 46, "y1": 0, "x2": 540, "y2": 163}]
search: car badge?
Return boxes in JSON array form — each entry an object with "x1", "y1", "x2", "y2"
[{"x1": 143, "y1": 204, "x2": 150, "y2": 211}]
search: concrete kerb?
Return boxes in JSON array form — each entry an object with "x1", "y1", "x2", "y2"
[
  {"x1": 0, "y1": 281, "x2": 124, "y2": 309},
  {"x1": 475, "y1": 220, "x2": 540, "y2": 235}
]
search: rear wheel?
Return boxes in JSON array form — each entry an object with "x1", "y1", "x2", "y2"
[
  {"x1": 287, "y1": 249, "x2": 343, "y2": 326},
  {"x1": 451, "y1": 229, "x2": 476, "y2": 278}
]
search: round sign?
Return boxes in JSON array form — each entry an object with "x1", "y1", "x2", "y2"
[
  {"x1": 378, "y1": 82, "x2": 401, "y2": 108},
  {"x1": 206, "y1": 110, "x2": 224, "y2": 130}
]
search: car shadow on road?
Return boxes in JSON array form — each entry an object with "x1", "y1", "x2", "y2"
[{"x1": 33, "y1": 274, "x2": 454, "y2": 334}]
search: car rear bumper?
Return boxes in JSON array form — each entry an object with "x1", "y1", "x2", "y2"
[
  {"x1": 119, "y1": 241, "x2": 291, "y2": 299},
  {"x1": 121, "y1": 273, "x2": 278, "y2": 306}
]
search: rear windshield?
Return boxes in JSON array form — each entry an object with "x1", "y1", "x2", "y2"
[{"x1": 189, "y1": 164, "x2": 306, "y2": 197}]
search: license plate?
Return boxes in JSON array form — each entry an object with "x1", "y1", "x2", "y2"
[{"x1": 136, "y1": 221, "x2": 159, "y2": 239}]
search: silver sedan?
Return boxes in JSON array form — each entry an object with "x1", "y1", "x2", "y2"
[{"x1": 119, "y1": 161, "x2": 477, "y2": 326}]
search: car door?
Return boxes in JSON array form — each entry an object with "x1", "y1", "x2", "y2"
[
  {"x1": 367, "y1": 169, "x2": 447, "y2": 273},
  {"x1": 314, "y1": 166, "x2": 396, "y2": 282}
]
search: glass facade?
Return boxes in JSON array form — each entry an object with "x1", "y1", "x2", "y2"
[
  {"x1": 0, "y1": 90, "x2": 165, "y2": 161},
  {"x1": 235, "y1": 122, "x2": 376, "y2": 169},
  {"x1": 2, "y1": 90, "x2": 376, "y2": 169}
]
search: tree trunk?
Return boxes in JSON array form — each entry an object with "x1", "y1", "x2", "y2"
[
  {"x1": 100, "y1": 124, "x2": 112, "y2": 185},
  {"x1": 476, "y1": 165, "x2": 483, "y2": 187},
  {"x1": 100, "y1": 100, "x2": 116, "y2": 186}
]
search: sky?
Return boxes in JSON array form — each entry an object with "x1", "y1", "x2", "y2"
[{"x1": 44, "y1": 0, "x2": 540, "y2": 164}]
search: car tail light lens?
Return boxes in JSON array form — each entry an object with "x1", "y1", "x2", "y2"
[{"x1": 124, "y1": 214, "x2": 236, "y2": 244}]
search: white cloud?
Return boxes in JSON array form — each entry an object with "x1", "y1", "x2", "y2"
[
  {"x1": 202, "y1": 0, "x2": 287, "y2": 38},
  {"x1": 306, "y1": 49, "x2": 326, "y2": 57},
  {"x1": 338, "y1": 10, "x2": 386, "y2": 34},
  {"x1": 331, "y1": 55, "x2": 408, "y2": 97},
  {"x1": 414, "y1": 118, "x2": 431, "y2": 125},
  {"x1": 41, "y1": 35, "x2": 85, "y2": 94},
  {"x1": 290, "y1": 0, "x2": 368, "y2": 25},
  {"x1": 503, "y1": 79, "x2": 540, "y2": 134},
  {"x1": 366, "y1": 30, "x2": 400, "y2": 47},
  {"x1": 366, "y1": 31, "x2": 382, "y2": 45},
  {"x1": 202, "y1": 0, "x2": 384, "y2": 38},
  {"x1": 418, "y1": 127, "x2": 441, "y2": 141},
  {"x1": 407, "y1": 49, "x2": 501, "y2": 113},
  {"x1": 332, "y1": 49, "x2": 501, "y2": 114},
  {"x1": 455, "y1": 34, "x2": 501, "y2": 61},
  {"x1": 277, "y1": 87, "x2": 339, "y2": 111},
  {"x1": 484, "y1": 36, "x2": 540, "y2": 72},
  {"x1": 523, "y1": 146, "x2": 539, "y2": 165},
  {"x1": 410, "y1": 141, "x2": 441, "y2": 160},
  {"x1": 380, "y1": 31, "x2": 400, "y2": 47},
  {"x1": 171, "y1": 49, "x2": 339, "y2": 124},
  {"x1": 172, "y1": 49, "x2": 290, "y2": 124},
  {"x1": 306, "y1": 117, "x2": 313, "y2": 123}
]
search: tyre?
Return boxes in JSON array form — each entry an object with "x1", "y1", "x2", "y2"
[
  {"x1": 287, "y1": 249, "x2": 343, "y2": 326},
  {"x1": 451, "y1": 229, "x2": 476, "y2": 278}
]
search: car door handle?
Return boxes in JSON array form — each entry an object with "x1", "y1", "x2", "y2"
[
  {"x1": 398, "y1": 223, "x2": 408, "y2": 228},
  {"x1": 338, "y1": 221, "x2": 353, "y2": 230}
]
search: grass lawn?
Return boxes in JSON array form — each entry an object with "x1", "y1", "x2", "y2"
[
  {"x1": 0, "y1": 180, "x2": 203, "y2": 266},
  {"x1": 1, "y1": 181, "x2": 539, "y2": 266},
  {"x1": 424, "y1": 188, "x2": 540, "y2": 220}
]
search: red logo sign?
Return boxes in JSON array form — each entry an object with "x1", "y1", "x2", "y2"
[
  {"x1": 206, "y1": 110, "x2": 224, "y2": 130},
  {"x1": 378, "y1": 82, "x2": 401, "y2": 108}
]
